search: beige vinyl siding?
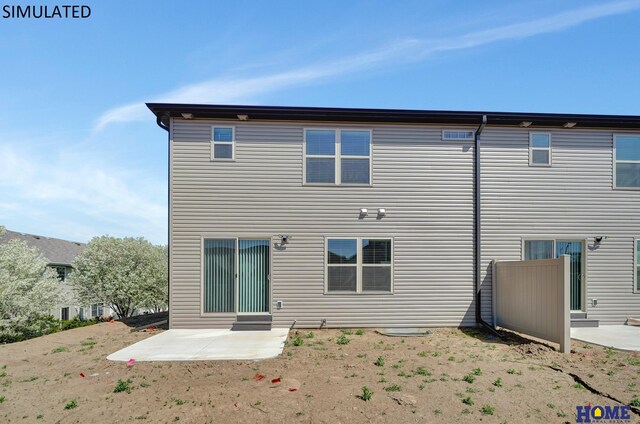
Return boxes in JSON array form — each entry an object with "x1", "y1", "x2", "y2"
[
  {"x1": 170, "y1": 119, "x2": 476, "y2": 329},
  {"x1": 481, "y1": 128, "x2": 640, "y2": 325}
]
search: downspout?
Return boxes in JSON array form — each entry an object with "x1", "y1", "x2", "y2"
[
  {"x1": 155, "y1": 113, "x2": 170, "y2": 328},
  {"x1": 156, "y1": 114, "x2": 169, "y2": 132},
  {"x1": 474, "y1": 115, "x2": 500, "y2": 336}
]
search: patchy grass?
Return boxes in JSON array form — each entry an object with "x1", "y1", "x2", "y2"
[
  {"x1": 114, "y1": 379, "x2": 133, "y2": 394},
  {"x1": 481, "y1": 405, "x2": 495, "y2": 415},
  {"x1": 1, "y1": 323, "x2": 638, "y2": 423},
  {"x1": 359, "y1": 386, "x2": 373, "y2": 401},
  {"x1": 336, "y1": 334, "x2": 350, "y2": 345}
]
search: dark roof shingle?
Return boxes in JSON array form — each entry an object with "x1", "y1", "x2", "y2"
[{"x1": 0, "y1": 230, "x2": 85, "y2": 266}]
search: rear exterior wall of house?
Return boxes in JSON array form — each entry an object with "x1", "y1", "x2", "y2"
[
  {"x1": 169, "y1": 118, "x2": 640, "y2": 328},
  {"x1": 480, "y1": 127, "x2": 640, "y2": 325},
  {"x1": 169, "y1": 118, "x2": 476, "y2": 329}
]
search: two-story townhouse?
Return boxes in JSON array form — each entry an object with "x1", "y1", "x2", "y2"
[{"x1": 147, "y1": 104, "x2": 640, "y2": 330}]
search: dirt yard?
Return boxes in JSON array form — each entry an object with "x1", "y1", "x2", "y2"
[{"x1": 0, "y1": 322, "x2": 639, "y2": 423}]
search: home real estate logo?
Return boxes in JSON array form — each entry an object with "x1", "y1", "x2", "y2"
[
  {"x1": 576, "y1": 404, "x2": 631, "y2": 423},
  {"x1": 2, "y1": 3, "x2": 90, "y2": 19}
]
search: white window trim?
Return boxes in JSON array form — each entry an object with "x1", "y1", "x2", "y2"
[
  {"x1": 529, "y1": 132, "x2": 552, "y2": 167},
  {"x1": 303, "y1": 128, "x2": 373, "y2": 186},
  {"x1": 613, "y1": 134, "x2": 640, "y2": 190},
  {"x1": 210, "y1": 125, "x2": 235, "y2": 161},
  {"x1": 634, "y1": 238, "x2": 639, "y2": 294},
  {"x1": 199, "y1": 235, "x2": 273, "y2": 316},
  {"x1": 442, "y1": 129, "x2": 475, "y2": 141},
  {"x1": 324, "y1": 236, "x2": 394, "y2": 294}
]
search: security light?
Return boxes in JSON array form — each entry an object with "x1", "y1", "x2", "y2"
[
  {"x1": 181, "y1": 113, "x2": 194, "y2": 119},
  {"x1": 563, "y1": 122, "x2": 577, "y2": 128},
  {"x1": 519, "y1": 121, "x2": 532, "y2": 128},
  {"x1": 237, "y1": 114, "x2": 249, "y2": 121}
]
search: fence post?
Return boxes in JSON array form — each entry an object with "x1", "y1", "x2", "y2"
[
  {"x1": 491, "y1": 259, "x2": 497, "y2": 327},
  {"x1": 560, "y1": 254, "x2": 571, "y2": 353}
]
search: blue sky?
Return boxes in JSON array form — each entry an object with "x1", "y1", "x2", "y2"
[{"x1": 1, "y1": 0, "x2": 639, "y2": 244}]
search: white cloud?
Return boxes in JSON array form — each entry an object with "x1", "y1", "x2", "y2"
[
  {"x1": 95, "y1": 0, "x2": 640, "y2": 130},
  {"x1": 0, "y1": 144, "x2": 166, "y2": 244}
]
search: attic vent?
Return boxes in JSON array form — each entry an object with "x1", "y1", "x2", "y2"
[{"x1": 442, "y1": 130, "x2": 474, "y2": 141}]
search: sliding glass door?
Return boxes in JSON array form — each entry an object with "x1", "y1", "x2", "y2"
[
  {"x1": 238, "y1": 239, "x2": 270, "y2": 313},
  {"x1": 556, "y1": 240, "x2": 584, "y2": 311},
  {"x1": 203, "y1": 238, "x2": 270, "y2": 314},
  {"x1": 203, "y1": 239, "x2": 236, "y2": 312},
  {"x1": 523, "y1": 239, "x2": 585, "y2": 311}
]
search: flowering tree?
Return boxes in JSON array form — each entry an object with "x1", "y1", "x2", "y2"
[
  {"x1": 69, "y1": 236, "x2": 168, "y2": 319},
  {"x1": 0, "y1": 226, "x2": 64, "y2": 339}
]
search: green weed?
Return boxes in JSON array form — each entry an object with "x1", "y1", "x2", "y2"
[
  {"x1": 114, "y1": 379, "x2": 133, "y2": 393},
  {"x1": 481, "y1": 405, "x2": 495, "y2": 415},
  {"x1": 360, "y1": 386, "x2": 373, "y2": 401}
]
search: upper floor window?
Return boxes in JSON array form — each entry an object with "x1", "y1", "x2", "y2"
[
  {"x1": 442, "y1": 130, "x2": 474, "y2": 141},
  {"x1": 304, "y1": 129, "x2": 371, "y2": 185},
  {"x1": 211, "y1": 126, "x2": 234, "y2": 160},
  {"x1": 614, "y1": 135, "x2": 640, "y2": 189},
  {"x1": 529, "y1": 132, "x2": 551, "y2": 166}
]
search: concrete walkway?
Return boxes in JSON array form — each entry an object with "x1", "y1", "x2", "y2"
[
  {"x1": 107, "y1": 328, "x2": 289, "y2": 362},
  {"x1": 571, "y1": 325, "x2": 640, "y2": 352}
]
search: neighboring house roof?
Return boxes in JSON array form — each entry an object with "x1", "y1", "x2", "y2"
[
  {"x1": 0, "y1": 230, "x2": 85, "y2": 267},
  {"x1": 147, "y1": 103, "x2": 640, "y2": 129}
]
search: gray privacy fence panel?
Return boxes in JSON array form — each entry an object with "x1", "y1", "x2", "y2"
[{"x1": 492, "y1": 256, "x2": 570, "y2": 353}]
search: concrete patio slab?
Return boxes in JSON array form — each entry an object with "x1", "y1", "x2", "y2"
[
  {"x1": 571, "y1": 325, "x2": 640, "y2": 352},
  {"x1": 107, "y1": 328, "x2": 289, "y2": 362}
]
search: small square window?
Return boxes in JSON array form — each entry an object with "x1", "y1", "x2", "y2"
[
  {"x1": 211, "y1": 126, "x2": 235, "y2": 160},
  {"x1": 529, "y1": 132, "x2": 551, "y2": 166}
]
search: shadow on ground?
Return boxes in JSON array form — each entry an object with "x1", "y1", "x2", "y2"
[
  {"x1": 119, "y1": 311, "x2": 169, "y2": 330},
  {"x1": 459, "y1": 326, "x2": 560, "y2": 354}
]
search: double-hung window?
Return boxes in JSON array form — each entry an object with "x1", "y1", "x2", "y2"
[
  {"x1": 211, "y1": 126, "x2": 234, "y2": 160},
  {"x1": 614, "y1": 135, "x2": 640, "y2": 189},
  {"x1": 529, "y1": 132, "x2": 551, "y2": 166},
  {"x1": 326, "y1": 238, "x2": 392, "y2": 293},
  {"x1": 304, "y1": 129, "x2": 371, "y2": 185}
]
